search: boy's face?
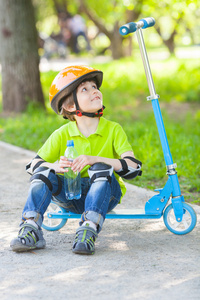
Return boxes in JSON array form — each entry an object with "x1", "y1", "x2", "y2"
[{"x1": 76, "y1": 80, "x2": 103, "y2": 113}]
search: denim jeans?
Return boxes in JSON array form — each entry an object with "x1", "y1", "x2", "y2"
[{"x1": 22, "y1": 171, "x2": 121, "y2": 233}]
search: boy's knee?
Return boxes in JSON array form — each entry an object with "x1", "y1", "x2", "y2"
[
  {"x1": 88, "y1": 163, "x2": 113, "y2": 184},
  {"x1": 30, "y1": 166, "x2": 61, "y2": 195}
]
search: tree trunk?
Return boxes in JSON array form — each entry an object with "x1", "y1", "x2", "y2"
[
  {"x1": 0, "y1": 0, "x2": 44, "y2": 113},
  {"x1": 155, "y1": 25, "x2": 176, "y2": 55},
  {"x1": 110, "y1": 23, "x2": 123, "y2": 59},
  {"x1": 163, "y1": 37, "x2": 175, "y2": 54}
]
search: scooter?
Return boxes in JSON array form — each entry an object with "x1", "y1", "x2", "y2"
[{"x1": 42, "y1": 17, "x2": 197, "y2": 235}]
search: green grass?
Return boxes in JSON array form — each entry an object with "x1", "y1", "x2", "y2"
[{"x1": 0, "y1": 56, "x2": 200, "y2": 205}]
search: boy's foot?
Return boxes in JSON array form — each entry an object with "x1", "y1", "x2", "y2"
[
  {"x1": 72, "y1": 223, "x2": 98, "y2": 255},
  {"x1": 10, "y1": 221, "x2": 46, "y2": 252}
]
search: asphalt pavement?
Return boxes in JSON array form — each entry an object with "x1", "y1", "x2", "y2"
[{"x1": 0, "y1": 141, "x2": 199, "y2": 300}]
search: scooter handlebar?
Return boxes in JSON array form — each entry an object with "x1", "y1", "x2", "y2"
[
  {"x1": 119, "y1": 17, "x2": 155, "y2": 36},
  {"x1": 140, "y1": 17, "x2": 155, "y2": 29}
]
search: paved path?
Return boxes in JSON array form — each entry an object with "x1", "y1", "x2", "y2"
[{"x1": 0, "y1": 141, "x2": 199, "y2": 300}]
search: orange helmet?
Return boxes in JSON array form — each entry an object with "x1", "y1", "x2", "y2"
[{"x1": 49, "y1": 65, "x2": 103, "y2": 114}]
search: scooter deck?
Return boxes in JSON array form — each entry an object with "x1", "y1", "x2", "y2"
[{"x1": 47, "y1": 208, "x2": 162, "y2": 220}]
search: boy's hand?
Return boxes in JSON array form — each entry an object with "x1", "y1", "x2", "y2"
[
  {"x1": 71, "y1": 155, "x2": 97, "y2": 172},
  {"x1": 57, "y1": 156, "x2": 73, "y2": 173}
]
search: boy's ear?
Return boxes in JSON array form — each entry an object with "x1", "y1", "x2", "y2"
[{"x1": 63, "y1": 103, "x2": 76, "y2": 112}]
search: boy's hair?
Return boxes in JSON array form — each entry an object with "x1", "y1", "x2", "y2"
[
  {"x1": 59, "y1": 93, "x2": 76, "y2": 121},
  {"x1": 59, "y1": 78, "x2": 98, "y2": 121}
]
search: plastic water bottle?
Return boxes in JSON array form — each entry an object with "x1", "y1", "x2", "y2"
[{"x1": 64, "y1": 140, "x2": 81, "y2": 200}]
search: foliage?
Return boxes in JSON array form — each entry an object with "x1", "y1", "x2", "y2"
[
  {"x1": 33, "y1": 0, "x2": 60, "y2": 35},
  {"x1": 0, "y1": 102, "x2": 64, "y2": 150},
  {"x1": 0, "y1": 56, "x2": 199, "y2": 204},
  {"x1": 96, "y1": 56, "x2": 200, "y2": 104},
  {"x1": 32, "y1": 0, "x2": 200, "y2": 56}
]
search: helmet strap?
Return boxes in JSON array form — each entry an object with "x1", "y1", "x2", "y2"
[
  {"x1": 72, "y1": 89, "x2": 105, "y2": 118},
  {"x1": 73, "y1": 89, "x2": 81, "y2": 111}
]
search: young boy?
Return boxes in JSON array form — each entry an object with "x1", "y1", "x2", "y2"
[{"x1": 10, "y1": 65, "x2": 142, "y2": 255}]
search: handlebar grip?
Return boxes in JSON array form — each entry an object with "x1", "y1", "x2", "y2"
[
  {"x1": 119, "y1": 22, "x2": 137, "y2": 36},
  {"x1": 119, "y1": 17, "x2": 155, "y2": 36},
  {"x1": 139, "y1": 17, "x2": 155, "y2": 29}
]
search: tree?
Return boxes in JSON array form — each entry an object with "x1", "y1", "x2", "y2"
[
  {"x1": 139, "y1": 0, "x2": 200, "y2": 55},
  {"x1": 144, "y1": 1, "x2": 185, "y2": 54},
  {"x1": 0, "y1": 0, "x2": 44, "y2": 113},
  {"x1": 77, "y1": 0, "x2": 200, "y2": 56},
  {"x1": 33, "y1": 0, "x2": 200, "y2": 59},
  {"x1": 34, "y1": 0, "x2": 144, "y2": 59},
  {"x1": 78, "y1": 0, "x2": 144, "y2": 59}
]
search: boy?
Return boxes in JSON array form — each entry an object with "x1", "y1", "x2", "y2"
[{"x1": 10, "y1": 65, "x2": 142, "y2": 255}]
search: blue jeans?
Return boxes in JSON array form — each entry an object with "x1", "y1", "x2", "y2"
[{"x1": 22, "y1": 172, "x2": 121, "y2": 233}]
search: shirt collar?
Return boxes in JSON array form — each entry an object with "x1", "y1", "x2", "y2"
[
  {"x1": 68, "y1": 121, "x2": 81, "y2": 137},
  {"x1": 94, "y1": 117, "x2": 105, "y2": 136},
  {"x1": 68, "y1": 118, "x2": 106, "y2": 137}
]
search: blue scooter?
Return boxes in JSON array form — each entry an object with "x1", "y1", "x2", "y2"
[{"x1": 42, "y1": 17, "x2": 197, "y2": 235}]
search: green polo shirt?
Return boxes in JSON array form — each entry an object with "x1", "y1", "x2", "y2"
[{"x1": 37, "y1": 117, "x2": 133, "y2": 199}]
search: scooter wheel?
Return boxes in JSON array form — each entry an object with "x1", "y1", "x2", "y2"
[
  {"x1": 42, "y1": 201, "x2": 67, "y2": 231},
  {"x1": 163, "y1": 203, "x2": 197, "y2": 235}
]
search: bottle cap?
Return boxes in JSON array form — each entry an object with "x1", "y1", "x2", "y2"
[{"x1": 67, "y1": 140, "x2": 74, "y2": 147}]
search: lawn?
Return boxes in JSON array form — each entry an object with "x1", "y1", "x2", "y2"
[{"x1": 0, "y1": 55, "x2": 199, "y2": 205}]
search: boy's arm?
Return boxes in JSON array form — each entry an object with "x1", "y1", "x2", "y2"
[
  {"x1": 27, "y1": 156, "x2": 72, "y2": 174},
  {"x1": 28, "y1": 151, "x2": 139, "y2": 174},
  {"x1": 121, "y1": 151, "x2": 139, "y2": 169},
  {"x1": 95, "y1": 151, "x2": 138, "y2": 171},
  {"x1": 71, "y1": 151, "x2": 138, "y2": 173}
]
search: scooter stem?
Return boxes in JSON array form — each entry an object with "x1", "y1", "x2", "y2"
[
  {"x1": 136, "y1": 28, "x2": 174, "y2": 167},
  {"x1": 136, "y1": 28, "x2": 157, "y2": 98}
]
